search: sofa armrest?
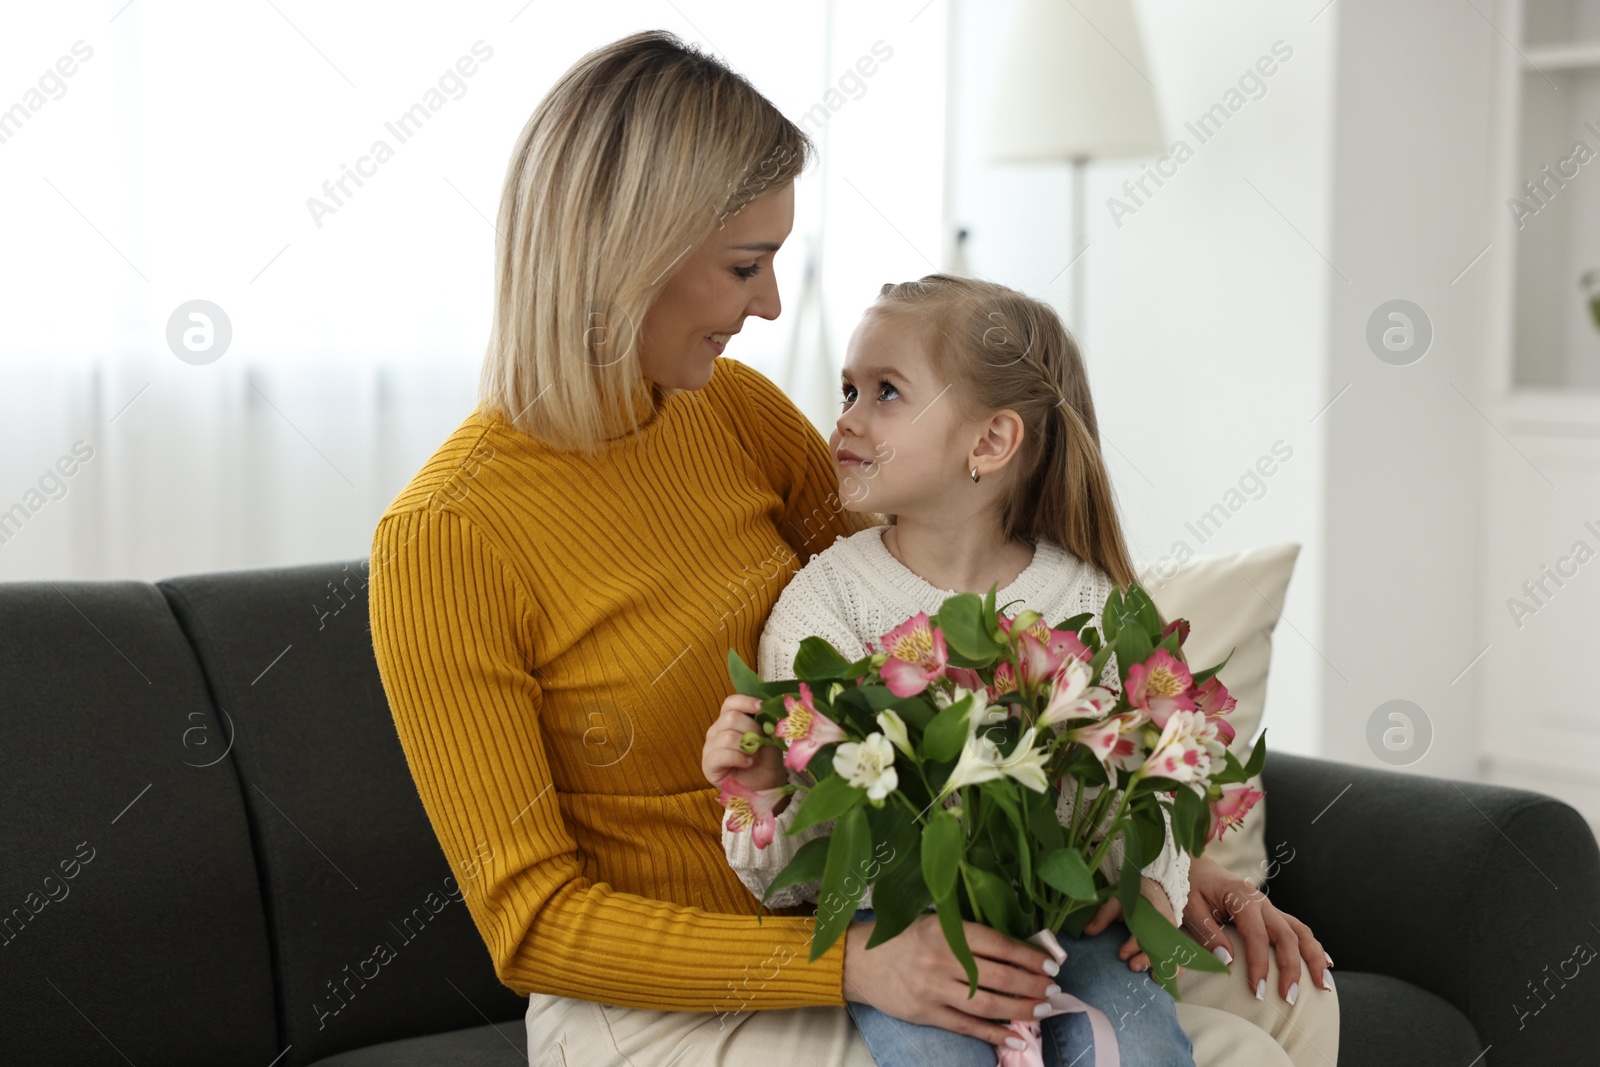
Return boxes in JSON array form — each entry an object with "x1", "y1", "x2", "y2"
[{"x1": 1261, "y1": 752, "x2": 1600, "y2": 1063}]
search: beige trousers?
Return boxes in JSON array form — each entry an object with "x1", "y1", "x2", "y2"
[{"x1": 525, "y1": 925, "x2": 1339, "y2": 1067}]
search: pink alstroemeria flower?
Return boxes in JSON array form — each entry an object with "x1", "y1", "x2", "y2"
[
  {"x1": 1062, "y1": 716, "x2": 1123, "y2": 763},
  {"x1": 988, "y1": 661, "x2": 1019, "y2": 703},
  {"x1": 1037, "y1": 656, "x2": 1119, "y2": 730},
  {"x1": 1124, "y1": 648, "x2": 1198, "y2": 728},
  {"x1": 878, "y1": 613, "x2": 949, "y2": 697},
  {"x1": 1194, "y1": 675, "x2": 1238, "y2": 744},
  {"x1": 1102, "y1": 710, "x2": 1153, "y2": 775},
  {"x1": 1208, "y1": 781, "x2": 1265, "y2": 843},
  {"x1": 775, "y1": 681, "x2": 847, "y2": 773},
  {"x1": 718, "y1": 777, "x2": 788, "y2": 850},
  {"x1": 1000, "y1": 614, "x2": 1091, "y2": 691},
  {"x1": 1161, "y1": 617, "x2": 1191, "y2": 647},
  {"x1": 946, "y1": 666, "x2": 985, "y2": 694}
]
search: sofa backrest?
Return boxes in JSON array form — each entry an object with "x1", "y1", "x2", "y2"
[
  {"x1": 0, "y1": 580, "x2": 279, "y2": 1065},
  {"x1": 0, "y1": 560, "x2": 523, "y2": 1066},
  {"x1": 158, "y1": 559, "x2": 524, "y2": 1064}
]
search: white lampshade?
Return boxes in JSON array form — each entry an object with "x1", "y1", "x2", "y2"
[{"x1": 986, "y1": 0, "x2": 1166, "y2": 162}]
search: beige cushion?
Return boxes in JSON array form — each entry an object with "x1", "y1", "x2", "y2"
[{"x1": 1134, "y1": 542, "x2": 1302, "y2": 889}]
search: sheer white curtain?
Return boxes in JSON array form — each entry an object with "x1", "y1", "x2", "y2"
[{"x1": 0, "y1": 1, "x2": 948, "y2": 582}]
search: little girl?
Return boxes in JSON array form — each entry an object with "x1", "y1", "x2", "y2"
[{"x1": 702, "y1": 275, "x2": 1195, "y2": 1067}]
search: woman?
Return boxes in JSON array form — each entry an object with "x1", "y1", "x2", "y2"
[{"x1": 367, "y1": 30, "x2": 1337, "y2": 1066}]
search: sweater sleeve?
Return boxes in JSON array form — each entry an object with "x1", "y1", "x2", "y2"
[
  {"x1": 723, "y1": 567, "x2": 873, "y2": 909},
  {"x1": 369, "y1": 508, "x2": 847, "y2": 1011}
]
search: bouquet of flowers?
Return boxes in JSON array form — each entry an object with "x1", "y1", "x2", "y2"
[{"x1": 719, "y1": 582, "x2": 1266, "y2": 1003}]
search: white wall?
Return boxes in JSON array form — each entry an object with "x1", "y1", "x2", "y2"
[
  {"x1": 946, "y1": 0, "x2": 1337, "y2": 759},
  {"x1": 1319, "y1": 0, "x2": 1498, "y2": 780}
]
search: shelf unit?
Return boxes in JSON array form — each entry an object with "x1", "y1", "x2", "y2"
[{"x1": 1482, "y1": 0, "x2": 1600, "y2": 827}]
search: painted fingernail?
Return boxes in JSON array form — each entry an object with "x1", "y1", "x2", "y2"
[
  {"x1": 1286, "y1": 982, "x2": 1299, "y2": 1006},
  {"x1": 1324, "y1": 951, "x2": 1334, "y2": 968},
  {"x1": 1006, "y1": 1037, "x2": 1027, "y2": 1050},
  {"x1": 1041, "y1": 959, "x2": 1059, "y2": 977},
  {"x1": 1034, "y1": 1001, "x2": 1058, "y2": 1017},
  {"x1": 1212, "y1": 946, "x2": 1233, "y2": 967},
  {"x1": 1321, "y1": 971, "x2": 1335, "y2": 992},
  {"x1": 1254, "y1": 979, "x2": 1266, "y2": 1000},
  {"x1": 1045, "y1": 984, "x2": 1061, "y2": 997}
]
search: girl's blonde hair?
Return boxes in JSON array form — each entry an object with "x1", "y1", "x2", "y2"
[
  {"x1": 869, "y1": 274, "x2": 1140, "y2": 592},
  {"x1": 478, "y1": 30, "x2": 812, "y2": 453}
]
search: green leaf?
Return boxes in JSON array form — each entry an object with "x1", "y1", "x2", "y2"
[
  {"x1": 1172, "y1": 786, "x2": 1210, "y2": 857},
  {"x1": 1129, "y1": 583, "x2": 1163, "y2": 637},
  {"x1": 1116, "y1": 850, "x2": 1143, "y2": 916},
  {"x1": 933, "y1": 890, "x2": 981, "y2": 996},
  {"x1": 963, "y1": 863, "x2": 1027, "y2": 940},
  {"x1": 865, "y1": 838, "x2": 933, "y2": 948},
  {"x1": 922, "y1": 692, "x2": 977, "y2": 763},
  {"x1": 1101, "y1": 586, "x2": 1124, "y2": 640},
  {"x1": 921, "y1": 807, "x2": 964, "y2": 901},
  {"x1": 984, "y1": 780, "x2": 1034, "y2": 903},
  {"x1": 1037, "y1": 847, "x2": 1097, "y2": 900},
  {"x1": 864, "y1": 799, "x2": 918, "y2": 877},
  {"x1": 936, "y1": 593, "x2": 994, "y2": 660},
  {"x1": 1188, "y1": 648, "x2": 1235, "y2": 687},
  {"x1": 1123, "y1": 811, "x2": 1163, "y2": 868},
  {"x1": 762, "y1": 836, "x2": 831, "y2": 906},
  {"x1": 789, "y1": 774, "x2": 866, "y2": 834},
  {"x1": 1053, "y1": 611, "x2": 1093, "y2": 634},
  {"x1": 1242, "y1": 730, "x2": 1268, "y2": 778},
  {"x1": 794, "y1": 636, "x2": 853, "y2": 679},
  {"x1": 1114, "y1": 625, "x2": 1154, "y2": 686},
  {"x1": 1028, "y1": 795, "x2": 1065, "y2": 852},
  {"x1": 1122, "y1": 890, "x2": 1227, "y2": 998},
  {"x1": 728, "y1": 648, "x2": 767, "y2": 697},
  {"x1": 809, "y1": 806, "x2": 871, "y2": 962}
]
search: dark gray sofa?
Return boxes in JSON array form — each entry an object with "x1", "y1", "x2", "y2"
[{"x1": 1, "y1": 558, "x2": 1594, "y2": 1065}]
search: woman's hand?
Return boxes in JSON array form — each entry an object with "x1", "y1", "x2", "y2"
[
  {"x1": 701, "y1": 694, "x2": 788, "y2": 796},
  {"x1": 1080, "y1": 876, "x2": 1183, "y2": 978},
  {"x1": 842, "y1": 912, "x2": 1062, "y2": 1050},
  {"x1": 1179, "y1": 853, "x2": 1331, "y2": 1000}
]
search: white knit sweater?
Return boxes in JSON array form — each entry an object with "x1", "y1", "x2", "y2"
[{"x1": 723, "y1": 523, "x2": 1190, "y2": 919}]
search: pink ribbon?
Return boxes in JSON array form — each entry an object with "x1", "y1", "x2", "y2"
[{"x1": 996, "y1": 929, "x2": 1120, "y2": 1067}]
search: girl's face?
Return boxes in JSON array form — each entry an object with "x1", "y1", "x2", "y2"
[
  {"x1": 638, "y1": 183, "x2": 793, "y2": 390},
  {"x1": 830, "y1": 311, "x2": 1009, "y2": 518}
]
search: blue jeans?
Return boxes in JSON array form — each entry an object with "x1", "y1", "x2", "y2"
[{"x1": 845, "y1": 906, "x2": 1193, "y2": 1067}]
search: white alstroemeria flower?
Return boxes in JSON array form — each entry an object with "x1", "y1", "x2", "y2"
[
  {"x1": 834, "y1": 732, "x2": 899, "y2": 803},
  {"x1": 994, "y1": 726, "x2": 1051, "y2": 793},
  {"x1": 1137, "y1": 710, "x2": 1226, "y2": 785},
  {"x1": 941, "y1": 725, "x2": 1051, "y2": 796},
  {"x1": 876, "y1": 709, "x2": 915, "y2": 759},
  {"x1": 942, "y1": 730, "x2": 1005, "y2": 794},
  {"x1": 932, "y1": 684, "x2": 977, "y2": 711}
]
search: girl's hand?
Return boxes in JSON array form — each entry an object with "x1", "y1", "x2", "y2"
[
  {"x1": 842, "y1": 912, "x2": 1064, "y2": 1051},
  {"x1": 1179, "y1": 853, "x2": 1331, "y2": 1001},
  {"x1": 1081, "y1": 876, "x2": 1183, "y2": 978},
  {"x1": 701, "y1": 694, "x2": 788, "y2": 794}
]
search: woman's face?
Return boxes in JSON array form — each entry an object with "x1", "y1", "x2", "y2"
[{"x1": 638, "y1": 182, "x2": 793, "y2": 389}]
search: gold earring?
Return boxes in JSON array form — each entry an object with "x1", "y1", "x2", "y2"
[{"x1": 970, "y1": 465, "x2": 981, "y2": 483}]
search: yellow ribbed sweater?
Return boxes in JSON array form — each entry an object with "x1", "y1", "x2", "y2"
[{"x1": 368, "y1": 357, "x2": 873, "y2": 1013}]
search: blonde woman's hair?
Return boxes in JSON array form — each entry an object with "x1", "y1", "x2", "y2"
[
  {"x1": 478, "y1": 30, "x2": 812, "y2": 452},
  {"x1": 869, "y1": 274, "x2": 1142, "y2": 593}
]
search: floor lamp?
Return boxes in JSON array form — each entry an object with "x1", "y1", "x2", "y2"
[{"x1": 984, "y1": 0, "x2": 1166, "y2": 344}]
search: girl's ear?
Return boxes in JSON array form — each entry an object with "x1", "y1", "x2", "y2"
[{"x1": 972, "y1": 408, "x2": 1025, "y2": 468}]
